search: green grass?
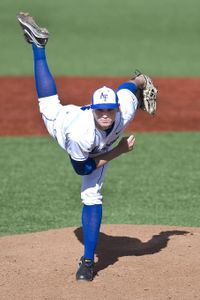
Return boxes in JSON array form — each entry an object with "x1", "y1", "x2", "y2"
[
  {"x1": 0, "y1": 133, "x2": 199, "y2": 236},
  {"x1": 103, "y1": 133, "x2": 200, "y2": 227},
  {"x1": 1, "y1": 0, "x2": 200, "y2": 75}
]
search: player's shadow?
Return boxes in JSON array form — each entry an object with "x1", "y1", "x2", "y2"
[{"x1": 74, "y1": 227, "x2": 189, "y2": 276}]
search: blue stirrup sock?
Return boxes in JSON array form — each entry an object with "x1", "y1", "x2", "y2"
[
  {"x1": 32, "y1": 44, "x2": 57, "y2": 98},
  {"x1": 82, "y1": 204, "x2": 102, "y2": 261}
]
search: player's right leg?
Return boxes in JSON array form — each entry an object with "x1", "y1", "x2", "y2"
[
  {"x1": 17, "y1": 12, "x2": 61, "y2": 137},
  {"x1": 17, "y1": 12, "x2": 57, "y2": 99}
]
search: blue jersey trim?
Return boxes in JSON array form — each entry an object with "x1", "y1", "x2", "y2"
[
  {"x1": 70, "y1": 156, "x2": 96, "y2": 175},
  {"x1": 81, "y1": 105, "x2": 91, "y2": 110},
  {"x1": 91, "y1": 103, "x2": 119, "y2": 109},
  {"x1": 117, "y1": 82, "x2": 137, "y2": 94}
]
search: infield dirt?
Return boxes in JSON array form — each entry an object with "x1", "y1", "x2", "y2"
[
  {"x1": 0, "y1": 77, "x2": 199, "y2": 300},
  {"x1": 0, "y1": 76, "x2": 200, "y2": 135},
  {"x1": 0, "y1": 225, "x2": 199, "y2": 300}
]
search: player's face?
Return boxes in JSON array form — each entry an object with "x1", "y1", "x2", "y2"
[{"x1": 93, "y1": 108, "x2": 118, "y2": 130}]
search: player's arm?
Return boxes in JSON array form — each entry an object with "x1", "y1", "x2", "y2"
[
  {"x1": 70, "y1": 135, "x2": 135, "y2": 175},
  {"x1": 129, "y1": 75, "x2": 146, "y2": 88},
  {"x1": 116, "y1": 75, "x2": 146, "y2": 126},
  {"x1": 94, "y1": 135, "x2": 135, "y2": 169},
  {"x1": 117, "y1": 75, "x2": 146, "y2": 96}
]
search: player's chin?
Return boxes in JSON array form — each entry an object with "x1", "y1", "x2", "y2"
[{"x1": 99, "y1": 121, "x2": 112, "y2": 130}]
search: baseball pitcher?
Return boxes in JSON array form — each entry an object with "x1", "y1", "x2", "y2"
[{"x1": 17, "y1": 12, "x2": 157, "y2": 281}]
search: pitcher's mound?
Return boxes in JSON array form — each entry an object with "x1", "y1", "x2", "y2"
[{"x1": 0, "y1": 224, "x2": 199, "y2": 300}]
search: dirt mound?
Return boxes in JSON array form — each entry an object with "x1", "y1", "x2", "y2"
[{"x1": 0, "y1": 224, "x2": 199, "y2": 300}]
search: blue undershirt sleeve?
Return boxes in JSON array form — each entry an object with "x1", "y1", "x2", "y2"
[
  {"x1": 117, "y1": 82, "x2": 138, "y2": 94},
  {"x1": 70, "y1": 156, "x2": 97, "y2": 175}
]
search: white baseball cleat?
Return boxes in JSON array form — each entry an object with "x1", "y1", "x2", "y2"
[{"x1": 17, "y1": 12, "x2": 49, "y2": 48}]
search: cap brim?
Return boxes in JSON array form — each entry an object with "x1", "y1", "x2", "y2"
[{"x1": 91, "y1": 103, "x2": 119, "y2": 109}]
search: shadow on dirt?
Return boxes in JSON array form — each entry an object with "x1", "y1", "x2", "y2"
[{"x1": 74, "y1": 227, "x2": 189, "y2": 276}]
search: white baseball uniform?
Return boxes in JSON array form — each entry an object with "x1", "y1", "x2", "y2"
[{"x1": 38, "y1": 86, "x2": 138, "y2": 205}]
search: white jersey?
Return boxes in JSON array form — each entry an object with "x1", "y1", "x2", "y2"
[{"x1": 38, "y1": 87, "x2": 138, "y2": 161}]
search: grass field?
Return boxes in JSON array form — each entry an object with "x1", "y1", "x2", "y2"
[
  {"x1": 0, "y1": 0, "x2": 200, "y2": 75},
  {"x1": 1, "y1": 132, "x2": 199, "y2": 236},
  {"x1": 0, "y1": 0, "x2": 199, "y2": 237}
]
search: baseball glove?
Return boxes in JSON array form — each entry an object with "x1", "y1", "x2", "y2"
[{"x1": 134, "y1": 70, "x2": 158, "y2": 115}]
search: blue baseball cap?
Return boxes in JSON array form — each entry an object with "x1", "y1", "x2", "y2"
[{"x1": 91, "y1": 86, "x2": 119, "y2": 109}]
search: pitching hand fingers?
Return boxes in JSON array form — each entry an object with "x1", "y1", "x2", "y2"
[{"x1": 127, "y1": 135, "x2": 136, "y2": 150}]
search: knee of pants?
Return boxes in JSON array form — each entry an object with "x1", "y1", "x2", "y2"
[
  {"x1": 81, "y1": 189, "x2": 103, "y2": 205},
  {"x1": 81, "y1": 164, "x2": 109, "y2": 205}
]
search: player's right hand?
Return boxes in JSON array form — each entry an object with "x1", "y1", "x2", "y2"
[{"x1": 118, "y1": 135, "x2": 136, "y2": 154}]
